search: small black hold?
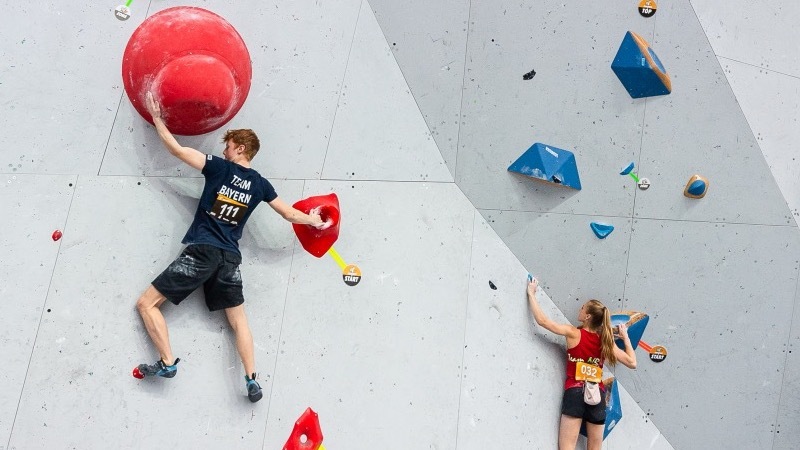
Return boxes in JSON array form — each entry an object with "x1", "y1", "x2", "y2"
[
  {"x1": 489, "y1": 280, "x2": 497, "y2": 290},
  {"x1": 137, "y1": 181, "x2": 141, "y2": 185},
  {"x1": 47, "y1": 309, "x2": 51, "y2": 312},
  {"x1": 523, "y1": 69, "x2": 536, "y2": 80},
  {"x1": 68, "y1": 183, "x2": 73, "y2": 187}
]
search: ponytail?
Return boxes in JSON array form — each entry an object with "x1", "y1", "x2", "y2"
[
  {"x1": 599, "y1": 307, "x2": 618, "y2": 366},
  {"x1": 585, "y1": 300, "x2": 618, "y2": 366}
]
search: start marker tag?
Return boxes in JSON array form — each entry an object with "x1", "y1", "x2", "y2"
[
  {"x1": 342, "y1": 264, "x2": 362, "y2": 287},
  {"x1": 649, "y1": 345, "x2": 668, "y2": 363}
]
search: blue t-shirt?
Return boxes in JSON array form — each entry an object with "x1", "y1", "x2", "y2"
[{"x1": 182, "y1": 155, "x2": 278, "y2": 255}]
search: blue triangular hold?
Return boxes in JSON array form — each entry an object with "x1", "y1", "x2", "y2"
[
  {"x1": 611, "y1": 31, "x2": 647, "y2": 69},
  {"x1": 611, "y1": 312, "x2": 649, "y2": 352},
  {"x1": 611, "y1": 31, "x2": 671, "y2": 98},
  {"x1": 580, "y1": 378, "x2": 622, "y2": 440},
  {"x1": 590, "y1": 222, "x2": 614, "y2": 239},
  {"x1": 508, "y1": 143, "x2": 582, "y2": 190}
]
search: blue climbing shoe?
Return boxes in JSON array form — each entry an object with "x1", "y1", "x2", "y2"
[{"x1": 245, "y1": 373, "x2": 263, "y2": 403}]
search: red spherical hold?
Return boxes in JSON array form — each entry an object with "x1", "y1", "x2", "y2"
[
  {"x1": 122, "y1": 7, "x2": 252, "y2": 136},
  {"x1": 52, "y1": 230, "x2": 63, "y2": 241},
  {"x1": 132, "y1": 367, "x2": 144, "y2": 379}
]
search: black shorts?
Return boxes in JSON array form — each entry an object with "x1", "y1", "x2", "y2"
[
  {"x1": 561, "y1": 386, "x2": 606, "y2": 425},
  {"x1": 152, "y1": 244, "x2": 244, "y2": 312}
]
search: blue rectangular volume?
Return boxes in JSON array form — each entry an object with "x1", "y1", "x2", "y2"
[{"x1": 507, "y1": 143, "x2": 582, "y2": 190}]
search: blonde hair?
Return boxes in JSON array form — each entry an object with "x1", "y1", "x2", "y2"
[{"x1": 583, "y1": 299, "x2": 618, "y2": 366}]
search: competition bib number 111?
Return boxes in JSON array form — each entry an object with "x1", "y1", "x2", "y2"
[
  {"x1": 210, "y1": 194, "x2": 248, "y2": 225},
  {"x1": 575, "y1": 361, "x2": 602, "y2": 383}
]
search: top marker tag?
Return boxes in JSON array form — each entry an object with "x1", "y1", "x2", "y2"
[
  {"x1": 638, "y1": 0, "x2": 657, "y2": 17},
  {"x1": 114, "y1": 5, "x2": 131, "y2": 21}
]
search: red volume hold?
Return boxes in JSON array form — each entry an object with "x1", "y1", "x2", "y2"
[
  {"x1": 292, "y1": 193, "x2": 340, "y2": 258},
  {"x1": 283, "y1": 407, "x2": 324, "y2": 450}
]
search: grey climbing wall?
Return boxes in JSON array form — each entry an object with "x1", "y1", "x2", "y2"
[
  {"x1": 0, "y1": 175, "x2": 76, "y2": 445},
  {"x1": 370, "y1": 0, "x2": 800, "y2": 448},
  {"x1": 1, "y1": 0, "x2": 798, "y2": 448},
  {"x1": 368, "y1": 0, "x2": 470, "y2": 178}
]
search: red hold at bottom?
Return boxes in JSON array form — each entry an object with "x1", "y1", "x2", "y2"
[{"x1": 283, "y1": 407, "x2": 324, "y2": 450}]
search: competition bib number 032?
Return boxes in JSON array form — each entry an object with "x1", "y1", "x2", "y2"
[{"x1": 575, "y1": 361, "x2": 602, "y2": 383}]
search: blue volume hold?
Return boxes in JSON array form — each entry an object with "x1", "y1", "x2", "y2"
[{"x1": 507, "y1": 143, "x2": 582, "y2": 190}]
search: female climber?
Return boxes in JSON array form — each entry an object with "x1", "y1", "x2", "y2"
[{"x1": 526, "y1": 277, "x2": 637, "y2": 450}]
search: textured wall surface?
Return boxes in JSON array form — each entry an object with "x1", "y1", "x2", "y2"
[
  {"x1": 369, "y1": 0, "x2": 800, "y2": 448},
  {"x1": 1, "y1": 0, "x2": 798, "y2": 449}
]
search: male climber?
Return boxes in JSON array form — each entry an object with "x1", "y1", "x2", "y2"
[{"x1": 134, "y1": 91, "x2": 328, "y2": 402}]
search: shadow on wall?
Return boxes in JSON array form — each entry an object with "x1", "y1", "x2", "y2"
[
  {"x1": 508, "y1": 173, "x2": 581, "y2": 212},
  {"x1": 506, "y1": 142, "x2": 582, "y2": 212}
]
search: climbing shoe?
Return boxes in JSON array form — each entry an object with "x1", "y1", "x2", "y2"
[
  {"x1": 245, "y1": 373, "x2": 263, "y2": 403},
  {"x1": 132, "y1": 358, "x2": 180, "y2": 379}
]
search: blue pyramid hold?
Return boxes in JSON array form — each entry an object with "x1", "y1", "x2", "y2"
[
  {"x1": 507, "y1": 143, "x2": 582, "y2": 190},
  {"x1": 590, "y1": 222, "x2": 614, "y2": 239},
  {"x1": 611, "y1": 31, "x2": 671, "y2": 99}
]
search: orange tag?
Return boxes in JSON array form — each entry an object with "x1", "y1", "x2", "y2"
[
  {"x1": 638, "y1": 0, "x2": 657, "y2": 17},
  {"x1": 649, "y1": 345, "x2": 668, "y2": 363},
  {"x1": 575, "y1": 361, "x2": 602, "y2": 383}
]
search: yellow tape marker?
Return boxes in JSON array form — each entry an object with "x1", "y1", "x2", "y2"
[{"x1": 327, "y1": 247, "x2": 347, "y2": 270}]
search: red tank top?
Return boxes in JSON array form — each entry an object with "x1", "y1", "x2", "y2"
[{"x1": 564, "y1": 328, "x2": 604, "y2": 391}]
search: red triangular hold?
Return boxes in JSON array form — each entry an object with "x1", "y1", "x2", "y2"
[
  {"x1": 283, "y1": 407, "x2": 324, "y2": 450},
  {"x1": 292, "y1": 193, "x2": 341, "y2": 258}
]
